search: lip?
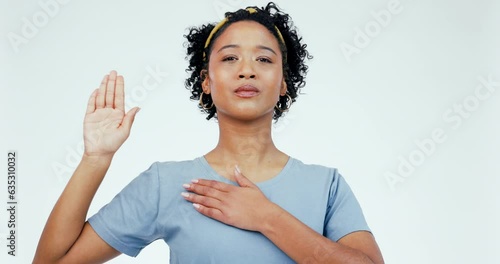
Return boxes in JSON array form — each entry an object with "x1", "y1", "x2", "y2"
[{"x1": 234, "y1": 84, "x2": 260, "y2": 98}]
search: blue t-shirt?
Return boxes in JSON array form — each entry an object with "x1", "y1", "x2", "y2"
[{"x1": 88, "y1": 156, "x2": 370, "y2": 263}]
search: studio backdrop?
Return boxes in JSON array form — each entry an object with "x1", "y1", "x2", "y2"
[{"x1": 2, "y1": 0, "x2": 499, "y2": 263}]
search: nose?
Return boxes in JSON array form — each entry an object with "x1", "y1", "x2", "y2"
[
  {"x1": 238, "y1": 59, "x2": 256, "y2": 79},
  {"x1": 239, "y1": 73, "x2": 255, "y2": 79}
]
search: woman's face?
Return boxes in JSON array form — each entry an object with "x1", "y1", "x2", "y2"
[{"x1": 203, "y1": 20, "x2": 286, "y2": 122}]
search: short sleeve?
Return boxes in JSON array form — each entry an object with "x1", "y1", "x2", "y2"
[
  {"x1": 87, "y1": 162, "x2": 161, "y2": 257},
  {"x1": 324, "y1": 170, "x2": 371, "y2": 241}
]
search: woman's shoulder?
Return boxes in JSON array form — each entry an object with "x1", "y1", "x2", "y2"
[
  {"x1": 146, "y1": 156, "x2": 206, "y2": 178},
  {"x1": 269, "y1": 157, "x2": 343, "y2": 189},
  {"x1": 151, "y1": 156, "x2": 202, "y2": 167},
  {"x1": 288, "y1": 157, "x2": 340, "y2": 177},
  {"x1": 129, "y1": 157, "x2": 205, "y2": 192}
]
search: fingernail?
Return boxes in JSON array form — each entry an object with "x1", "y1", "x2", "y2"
[
  {"x1": 234, "y1": 165, "x2": 241, "y2": 175},
  {"x1": 136, "y1": 108, "x2": 141, "y2": 113},
  {"x1": 181, "y1": 192, "x2": 189, "y2": 198},
  {"x1": 191, "y1": 179, "x2": 199, "y2": 183},
  {"x1": 182, "y1": 184, "x2": 191, "y2": 189},
  {"x1": 193, "y1": 203, "x2": 201, "y2": 209}
]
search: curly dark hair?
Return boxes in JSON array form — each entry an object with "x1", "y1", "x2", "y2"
[{"x1": 184, "y1": 2, "x2": 312, "y2": 121}]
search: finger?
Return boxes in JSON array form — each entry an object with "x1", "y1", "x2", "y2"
[
  {"x1": 181, "y1": 192, "x2": 222, "y2": 209},
  {"x1": 184, "y1": 182, "x2": 224, "y2": 200},
  {"x1": 96, "y1": 74, "x2": 108, "y2": 109},
  {"x1": 120, "y1": 107, "x2": 140, "y2": 131},
  {"x1": 193, "y1": 203, "x2": 225, "y2": 221},
  {"x1": 191, "y1": 179, "x2": 232, "y2": 192},
  {"x1": 234, "y1": 165, "x2": 256, "y2": 188},
  {"x1": 115, "y1": 75, "x2": 125, "y2": 111},
  {"x1": 105, "y1": 70, "x2": 117, "y2": 108},
  {"x1": 85, "y1": 89, "x2": 98, "y2": 114}
]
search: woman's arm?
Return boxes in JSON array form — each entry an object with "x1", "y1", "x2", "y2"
[
  {"x1": 33, "y1": 71, "x2": 140, "y2": 263},
  {"x1": 33, "y1": 155, "x2": 120, "y2": 264},
  {"x1": 259, "y1": 204, "x2": 384, "y2": 264}
]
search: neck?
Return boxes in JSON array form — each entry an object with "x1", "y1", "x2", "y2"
[{"x1": 204, "y1": 113, "x2": 288, "y2": 181}]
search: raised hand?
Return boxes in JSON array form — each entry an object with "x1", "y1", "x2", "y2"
[{"x1": 83, "y1": 70, "x2": 140, "y2": 158}]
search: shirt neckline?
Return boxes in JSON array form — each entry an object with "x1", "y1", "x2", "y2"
[{"x1": 195, "y1": 155, "x2": 295, "y2": 189}]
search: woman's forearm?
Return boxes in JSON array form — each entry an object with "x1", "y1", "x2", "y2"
[
  {"x1": 259, "y1": 204, "x2": 377, "y2": 264},
  {"x1": 33, "y1": 154, "x2": 113, "y2": 263}
]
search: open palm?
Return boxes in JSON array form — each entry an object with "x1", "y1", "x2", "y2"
[{"x1": 83, "y1": 70, "x2": 140, "y2": 157}]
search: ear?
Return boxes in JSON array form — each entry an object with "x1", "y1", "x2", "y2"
[
  {"x1": 280, "y1": 79, "x2": 287, "y2": 95},
  {"x1": 200, "y1": 69, "x2": 210, "y2": 93}
]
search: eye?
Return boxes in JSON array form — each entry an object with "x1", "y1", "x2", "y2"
[
  {"x1": 222, "y1": 56, "x2": 238, "y2": 62},
  {"x1": 257, "y1": 57, "x2": 272, "y2": 63}
]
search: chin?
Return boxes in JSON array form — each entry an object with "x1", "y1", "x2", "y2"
[{"x1": 220, "y1": 108, "x2": 275, "y2": 122}]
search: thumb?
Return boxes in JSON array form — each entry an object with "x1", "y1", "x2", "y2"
[
  {"x1": 234, "y1": 165, "x2": 255, "y2": 188},
  {"x1": 121, "y1": 107, "x2": 140, "y2": 131}
]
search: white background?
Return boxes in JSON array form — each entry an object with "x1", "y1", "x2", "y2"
[{"x1": 1, "y1": 0, "x2": 499, "y2": 263}]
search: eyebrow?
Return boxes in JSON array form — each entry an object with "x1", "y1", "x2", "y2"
[{"x1": 217, "y1": 44, "x2": 277, "y2": 55}]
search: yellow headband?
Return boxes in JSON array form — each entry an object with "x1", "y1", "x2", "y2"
[{"x1": 203, "y1": 7, "x2": 286, "y2": 61}]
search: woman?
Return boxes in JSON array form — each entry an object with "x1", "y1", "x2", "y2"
[{"x1": 34, "y1": 3, "x2": 384, "y2": 263}]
